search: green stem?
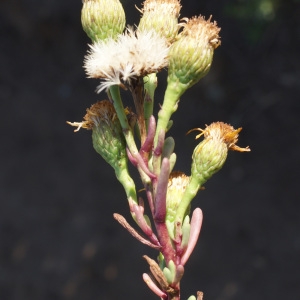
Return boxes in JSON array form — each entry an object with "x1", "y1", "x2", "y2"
[
  {"x1": 130, "y1": 77, "x2": 146, "y2": 145},
  {"x1": 109, "y1": 85, "x2": 152, "y2": 186},
  {"x1": 115, "y1": 158, "x2": 138, "y2": 206},
  {"x1": 109, "y1": 85, "x2": 140, "y2": 159},
  {"x1": 154, "y1": 80, "x2": 186, "y2": 147}
]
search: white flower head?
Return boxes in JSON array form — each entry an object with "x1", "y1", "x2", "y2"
[{"x1": 84, "y1": 28, "x2": 169, "y2": 93}]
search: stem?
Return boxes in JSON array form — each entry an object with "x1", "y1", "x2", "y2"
[
  {"x1": 153, "y1": 158, "x2": 176, "y2": 264},
  {"x1": 155, "y1": 221, "x2": 176, "y2": 265},
  {"x1": 109, "y1": 85, "x2": 155, "y2": 180},
  {"x1": 154, "y1": 80, "x2": 186, "y2": 147},
  {"x1": 130, "y1": 77, "x2": 147, "y2": 144},
  {"x1": 114, "y1": 160, "x2": 138, "y2": 206},
  {"x1": 154, "y1": 158, "x2": 169, "y2": 221},
  {"x1": 109, "y1": 85, "x2": 139, "y2": 156}
]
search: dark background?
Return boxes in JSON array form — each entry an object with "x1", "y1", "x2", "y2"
[{"x1": 1, "y1": 0, "x2": 299, "y2": 299}]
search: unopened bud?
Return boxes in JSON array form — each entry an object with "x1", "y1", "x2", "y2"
[
  {"x1": 174, "y1": 123, "x2": 249, "y2": 226},
  {"x1": 67, "y1": 100, "x2": 127, "y2": 171},
  {"x1": 138, "y1": 0, "x2": 181, "y2": 43},
  {"x1": 165, "y1": 171, "x2": 190, "y2": 238},
  {"x1": 168, "y1": 15, "x2": 221, "y2": 93},
  {"x1": 190, "y1": 122, "x2": 250, "y2": 185},
  {"x1": 81, "y1": 0, "x2": 126, "y2": 42}
]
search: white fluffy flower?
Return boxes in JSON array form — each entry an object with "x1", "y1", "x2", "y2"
[{"x1": 84, "y1": 28, "x2": 169, "y2": 93}]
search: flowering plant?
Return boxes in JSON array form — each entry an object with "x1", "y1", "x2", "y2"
[{"x1": 68, "y1": 0, "x2": 250, "y2": 299}]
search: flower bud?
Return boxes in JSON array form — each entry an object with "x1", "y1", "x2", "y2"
[
  {"x1": 81, "y1": 0, "x2": 126, "y2": 42},
  {"x1": 138, "y1": 0, "x2": 181, "y2": 43},
  {"x1": 166, "y1": 171, "x2": 189, "y2": 221},
  {"x1": 165, "y1": 171, "x2": 190, "y2": 238},
  {"x1": 67, "y1": 101, "x2": 138, "y2": 205},
  {"x1": 154, "y1": 16, "x2": 221, "y2": 145},
  {"x1": 190, "y1": 122, "x2": 250, "y2": 185},
  {"x1": 67, "y1": 100, "x2": 127, "y2": 171},
  {"x1": 174, "y1": 122, "x2": 250, "y2": 225},
  {"x1": 167, "y1": 15, "x2": 221, "y2": 92}
]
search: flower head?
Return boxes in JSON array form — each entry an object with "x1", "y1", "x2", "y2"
[
  {"x1": 165, "y1": 171, "x2": 190, "y2": 238},
  {"x1": 67, "y1": 100, "x2": 128, "y2": 171},
  {"x1": 168, "y1": 15, "x2": 221, "y2": 89},
  {"x1": 189, "y1": 122, "x2": 250, "y2": 185},
  {"x1": 81, "y1": 0, "x2": 126, "y2": 42},
  {"x1": 138, "y1": 0, "x2": 181, "y2": 43},
  {"x1": 84, "y1": 28, "x2": 169, "y2": 93},
  {"x1": 166, "y1": 171, "x2": 189, "y2": 221}
]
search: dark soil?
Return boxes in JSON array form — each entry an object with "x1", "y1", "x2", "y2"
[{"x1": 1, "y1": 0, "x2": 299, "y2": 299}]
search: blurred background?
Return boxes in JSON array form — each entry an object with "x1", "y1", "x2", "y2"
[{"x1": 0, "y1": 0, "x2": 299, "y2": 299}]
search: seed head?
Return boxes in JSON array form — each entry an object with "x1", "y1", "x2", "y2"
[{"x1": 84, "y1": 28, "x2": 169, "y2": 92}]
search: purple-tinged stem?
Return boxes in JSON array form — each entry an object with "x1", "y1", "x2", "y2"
[
  {"x1": 155, "y1": 216, "x2": 176, "y2": 264},
  {"x1": 154, "y1": 158, "x2": 170, "y2": 221},
  {"x1": 154, "y1": 129, "x2": 165, "y2": 157},
  {"x1": 152, "y1": 129, "x2": 166, "y2": 193},
  {"x1": 152, "y1": 158, "x2": 177, "y2": 264},
  {"x1": 140, "y1": 115, "x2": 156, "y2": 154}
]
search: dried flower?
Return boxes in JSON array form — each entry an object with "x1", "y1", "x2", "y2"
[
  {"x1": 81, "y1": 0, "x2": 126, "y2": 42},
  {"x1": 84, "y1": 28, "x2": 169, "y2": 92}
]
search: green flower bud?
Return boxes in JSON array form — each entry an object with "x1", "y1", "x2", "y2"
[
  {"x1": 81, "y1": 0, "x2": 126, "y2": 42},
  {"x1": 165, "y1": 171, "x2": 190, "y2": 238},
  {"x1": 174, "y1": 122, "x2": 250, "y2": 225},
  {"x1": 138, "y1": 0, "x2": 181, "y2": 43},
  {"x1": 91, "y1": 101, "x2": 127, "y2": 170},
  {"x1": 190, "y1": 122, "x2": 250, "y2": 186},
  {"x1": 167, "y1": 15, "x2": 221, "y2": 93},
  {"x1": 67, "y1": 100, "x2": 126, "y2": 170},
  {"x1": 67, "y1": 100, "x2": 138, "y2": 206},
  {"x1": 166, "y1": 171, "x2": 189, "y2": 222}
]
